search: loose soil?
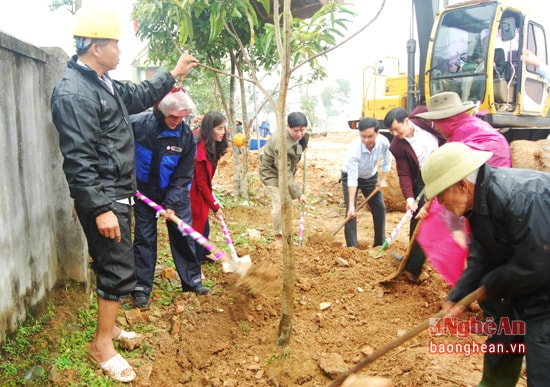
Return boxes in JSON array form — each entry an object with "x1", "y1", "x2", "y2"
[{"x1": 17, "y1": 131, "x2": 530, "y2": 386}]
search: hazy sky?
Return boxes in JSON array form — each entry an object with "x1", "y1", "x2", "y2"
[
  {"x1": 0, "y1": 0, "x2": 138, "y2": 79},
  {"x1": 2, "y1": 0, "x2": 544, "y2": 78},
  {"x1": 1, "y1": 0, "x2": 545, "y2": 124},
  {"x1": 0, "y1": 0, "x2": 407, "y2": 79}
]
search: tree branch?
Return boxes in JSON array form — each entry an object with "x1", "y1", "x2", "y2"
[{"x1": 292, "y1": 0, "x2": 387, "y2": 74}]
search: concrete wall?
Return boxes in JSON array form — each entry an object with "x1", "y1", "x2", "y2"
[{"x1": 0, "y1": 32, "x2": 89, "y2": 343}]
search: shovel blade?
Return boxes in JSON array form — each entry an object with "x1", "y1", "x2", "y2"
[
  {"x1": 222, "y1": 254, "x2": 252, "y2": 277},
  {"x1": 378, "y1": 271, "x2": 401, "y2": 284}
]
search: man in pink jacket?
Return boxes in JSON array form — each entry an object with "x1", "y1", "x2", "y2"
[
  {"x1": 415, "y1": 92, "x2": 511, "y2": 168},
  {"x1": 411, "y1": 91, "x2": 512, "y2": 285}
]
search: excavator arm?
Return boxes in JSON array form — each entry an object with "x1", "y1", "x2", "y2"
[{"x1": 411, "y1": 0, "x2": 438, "y2": 108}]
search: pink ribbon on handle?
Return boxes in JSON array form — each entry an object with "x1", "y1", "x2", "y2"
[
  {"x1": 389, "y1": 210, "x2": 412, "y2": 243},
  {"x1": 298, "y1": 216, "x2": 305, "y2": 247},
  {"x1": 375, "y1": 210, "x2": 412, "y2": 256},
  {"x1": 135, "y1": 190, "x2": 225, "y2": 261},
  {"x1": 219, "y1": 216, "x2": 233, "y2": 247},
  {"x1": 218, "y1": 215, "x2": 239, "y2": 259},
  {"x1": 376, "y1": 189, "x2": 424, "y2": 256}
]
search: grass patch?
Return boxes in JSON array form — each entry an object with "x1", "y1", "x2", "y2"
[
  {"x1": 0, "y1": 211, "x2": 232, "y2": 386},
  {"x1": 238, "y1": 320, "x2": 251, "y2": 334},
  {"x1": 0, "y1": 282, "x2": 122, "y2": 386}
]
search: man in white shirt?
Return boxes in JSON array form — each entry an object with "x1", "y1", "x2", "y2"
[{"x1": 341, "y1": 117, "x2": 393, "y2": 247}]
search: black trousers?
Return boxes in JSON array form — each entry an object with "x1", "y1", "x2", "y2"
[
  {"x1": 404, "y1": 178, "x2": 428, "y2": 278},
  {"x1": 75, "y1": 201, "x2": 135, "y2": 301},
  {"x1": 341, "y1": 171, "x2": 386, "y2": 247}
]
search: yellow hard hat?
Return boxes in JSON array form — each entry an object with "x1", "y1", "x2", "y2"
[
  {"x1": 233, "y1": 133, "x2": 245, "y2": 147},
  {"x1": 72, "y1": 5, "x2": 121, "y2": 40}
]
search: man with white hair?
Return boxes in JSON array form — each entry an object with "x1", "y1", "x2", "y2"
[
  {"x1": 421, "y1": 142, "x2": 550, "y2": 386},
  {"x1": 131, "y1": 86, "x2": 208, "y2": 309}
]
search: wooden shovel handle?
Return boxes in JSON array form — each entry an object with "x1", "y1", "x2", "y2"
[
  {"x1": 331, "y1": 187, "x2": 380, "y2": 236},
  {"x1": 378, "y1": 199, "x2": 433, "y2": 283},
  {"x1": 327, "y1": 287, "x2": 482, "y2": 387}
]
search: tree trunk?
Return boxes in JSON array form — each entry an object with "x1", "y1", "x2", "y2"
[
  {"x1": 227, "y1": 54, "x2": 244, "y2": 199},
  {"x1": 276, "y1": 0, "x2": 295, "y2": 347},
  {"x1": 237, "y1": 62, "x2": 249, "y2": 199}
]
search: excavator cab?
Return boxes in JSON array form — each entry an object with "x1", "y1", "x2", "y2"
[
  {"x1": 425, "y1": 1, "x2": 550, "y2": 137},
  {"x1": 350, "y1": 1, "x2": 550, "y2": 139},
  {"x1": 426, "y1": 3, "x2": 495, "y2": 102},
  {"x1": 426, "y1": 2, "x2": 515, "y2": 106}
]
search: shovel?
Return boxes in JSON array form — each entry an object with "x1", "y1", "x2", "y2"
[
  {"x1": 373, "y1": 189, "x2": 425, "y2": 258},
  {"x1": 218, "y1": 215, "x2": 252, "y2": 276},
  {"x1": 327, "y1": 287, "x2": 482, "y2": 387},
  {"x1": 298, "y1": 149, "x2": 307, "y2": 247},
  {"x1": 378, "y1": 199, "x2": 432, "y2": 283},
  {"x1": 331, "y1": 187, "x2": 380, "y2": 236},
  {"x1": 134, "y1": 191, "x2": 250, "y2": 277}
]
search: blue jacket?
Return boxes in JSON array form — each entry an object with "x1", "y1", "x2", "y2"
[{"x1": 131, "y1": 112, "x2": 196, "y2": 209}]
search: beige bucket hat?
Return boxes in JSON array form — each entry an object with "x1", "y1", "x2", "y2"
[
  {"x1": 421, "y1": 142, "x2": 493, "y2": 199},
  {"x1": 414, "y1": 92, "x2": 475, "y2": 120}
]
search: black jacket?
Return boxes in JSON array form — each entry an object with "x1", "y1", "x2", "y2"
[
  {"x1": 51, "y1": 56, "x2": 175, "y2": 217},
  {"x1": 448, "y1": 164, "x2": 550, "y2": 303}
]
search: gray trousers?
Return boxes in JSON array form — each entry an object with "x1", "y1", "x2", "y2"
[{"x1": 264, "y1": 184, "x2": 283, "y2": 237}]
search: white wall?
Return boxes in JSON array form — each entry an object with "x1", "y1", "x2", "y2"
[{"x1": 0, "y1": 32, "x2": 89, "y2": 343}]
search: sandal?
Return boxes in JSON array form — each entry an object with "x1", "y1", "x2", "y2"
[
  {"x1": 91, "y1": 353, "x2": 136, "y2": 383},
  {"x1": 113, "y1": 329, "x2": 142, "y2": 341}
]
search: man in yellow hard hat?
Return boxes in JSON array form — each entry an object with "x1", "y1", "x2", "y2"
[
  {"x1": 51, "y1": 5, "x2": 198, "y2": 383},
  {"x1": 421, "y1": 142, "x2": 550, "y2": 387}
]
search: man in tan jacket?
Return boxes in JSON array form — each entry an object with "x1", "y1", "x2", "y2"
[{"x1": 259, "y1": 112, "x2": 309, "y2": 247}]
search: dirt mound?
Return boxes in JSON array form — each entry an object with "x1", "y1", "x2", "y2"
[
  {"x1": 24, "y1": 131, "x2": 527, "y2": 386},
  {"x1": 123, "y1": 131, "x2": 526, "y2": 386}
]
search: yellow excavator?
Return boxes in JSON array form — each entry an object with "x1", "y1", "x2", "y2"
[{"x1": 350, "y1": 0, "x2": 550, "y2": 142}]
